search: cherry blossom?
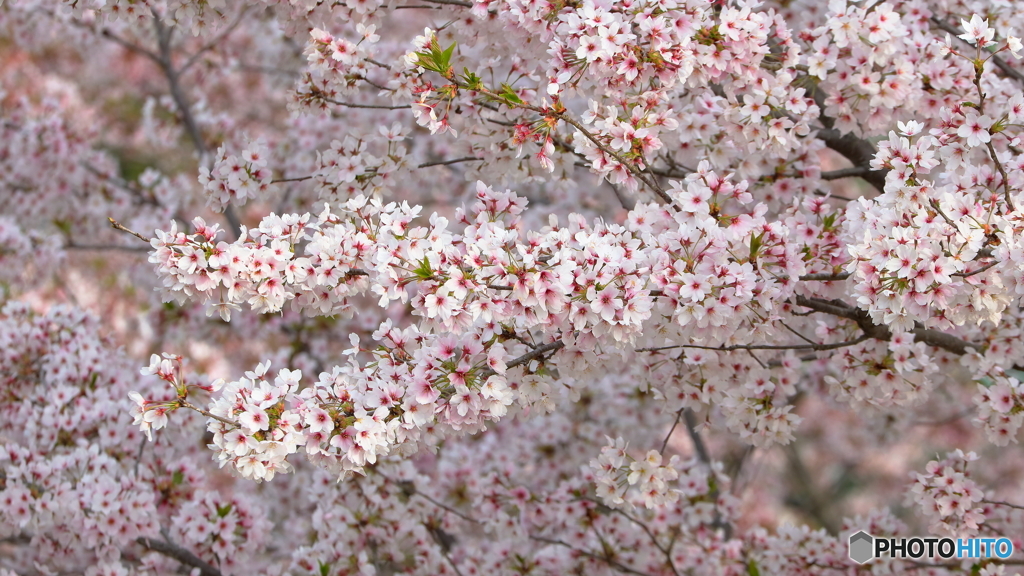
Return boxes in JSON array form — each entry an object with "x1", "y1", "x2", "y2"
[{"x1": 7, "y1": 1, "x2": 1024, "y2": 575}]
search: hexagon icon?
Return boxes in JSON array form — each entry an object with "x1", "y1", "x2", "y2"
[{"x1": 849, "y1": 531, "x2": 874, "y2": 564}]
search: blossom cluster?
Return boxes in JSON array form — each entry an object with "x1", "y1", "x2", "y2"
[
  {"x1": 11, "y1": 0, "x2": 1024, "y2": 575},
  {"x1": 591, "y1": 439, "x2": 691, "y2": 509},
  {"x1": 973, "y1": 374, "x2": 1024, "y2": 446},
  {"x1": 198, "y1": 138, "x2": 272, "y2": 211},
  {"x1": 138, "y1": 319, "x2": 522, "y2": 480},
  {"x1": 909, "y1": 450, "x2": 987, "y2": 537}
]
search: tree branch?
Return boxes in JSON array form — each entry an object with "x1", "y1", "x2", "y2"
[
  {"x1": 324, "y1": 97, "x2": 411, "y2": 110},
  {"x1": 108, "y1": 218, "x2": 153, "y2": 243},
  {"x1": 820, "y1": 166, "x2": 872, "y2": 180},
  {"x1": 66, "y1": 242, "x2": 150, "y2": 253},
  {"x1": 809, "y1": 86, "x2": 888, "y2": 192},
  {"x1": 791, "y1": 295, "x2": 982, "y2": 355},
  {"x1": 419, "y1": 0, "x2": 473, "y2": 6},
  {"x1": 682, "y1": 410, "x2": 731, "y2": 539},
  {"x1": 478, "y1": 341, "x2": 565, "y2": 380},
  {"x1": 417, "y1": 156, "x2": 483, "y2": 168},
  {"x1": 136, "y1": 535, "x2": 223, "y2": 576},
  {"x1": 151, "y1": 12, "x2": 207, "y2": 158},
  {"x1": 636, "y1": 336, "x2": 869, "y2": 354}
]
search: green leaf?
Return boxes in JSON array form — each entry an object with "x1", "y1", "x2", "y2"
[
  {"x1": 462, "y1": 68, "x2": 483, "y2": 90},
  {"x1": 318, "y1": 560, "x2": 331, "y2": 576},
  {"x1": 749, "y1": 231, "x2": 765, "y2": 260},
  {"x1": 53, "y1": 219, "x2": 73, "y2": 236},
  {"x1": 746, "y1": 560, "x2": 761, "y2": 576},
  {"x1": 172, "y1": 470, "x2": 185, "y2": 486},
  {"x1": 499, "y1": 83, "x2": 523, "y2": 105},
  {"x1": 412, "y1": 257, "x2": 434, "y2": 280},
  {"x1": 438, "y1": 41, "x2": 457, "y2": 70},
  {"x1": 216, "y1": 503, "x2": 233, "y2": 518}
]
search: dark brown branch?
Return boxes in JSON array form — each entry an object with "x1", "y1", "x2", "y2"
[
  {"x1": 1, "y1": 532, "x2": 32, "y2": 545},
  {"x1": 809, "y1": 87, "x2": 888, "y2": 192},
  {"x1": 820, "y1": 166, "x2": 872, "y2": 180},
  {"x1": 814, "y1": 127, "x2": 888, "y2": 192},
  {"x1": 136, "y1": 536, "x2": 223, "y2": 576},
  {"x1": 791, "y1": 295, "x2": 981, "y2": 355},
  {"x1": 478, "y1": 341, "x2": 564, "y2": 380},
  {"x1": 636, "y1": 336, "x2": 869, "y2": 353},
  {"x1": 952, "y1": 261, "x2": 998, "y2": 278},
  {"x1": 798, "y1": 272, "x2": 852, "y2": 281}
]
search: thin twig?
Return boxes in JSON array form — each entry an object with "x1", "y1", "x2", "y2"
[
  {"x1": 415, "y1": 491, "x2": 482, "y2": 524},
  {"x1": 930, "y1": 16, "x2": 1024, "y2": 86},
  {"x1": 986, "y1": 140, "x2": 1017, "y2": 212},
  {"x1": 419, "y1": 0, "x2": 473, "y2": 6},
  {"x1": 952, "y1": 260, "x2": 998, "y2": 278},
  {"x1": 417, "y1": 156, "x2": 483, "y2": 168},
  {"x1": 777, "y1": 320, "x2": 818, "y2": 346},
  {"x1": 179, "y1": 7, "x2": 250, "y2": 73},
  {"x1": 180, "y1": 401, "x2": 240, "y2": 428},
  {"x1": 983, "y1": 499, "x2": 1024, "y2": 511},
  {"x1": 108, "y1": 218, "x2": 152, "y2": 243},
  {"x1": 813, "y1": 189, "x2": 856, "y2": 202},
  {"x1": 324, "y1": 97, "x2": 411, "y2": 110},
  {"x1": 99, "y1": 28, "x2": 161, "y2": 62},
  {"x1": 66, "y1": 242, "x2": 150, "y2": 253},
  {"x1": 660, "y1": 409, "x2": 684, "y2": 455},
  {"x1": 528, "y1": 535, "x2": 657, "y2": 576},
  {"x1": 591, "y1": 502, "x2": 681, "y2": 576},
  {"x1": 271, "y1": 175, "x2": 314, "y2": 184}
]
